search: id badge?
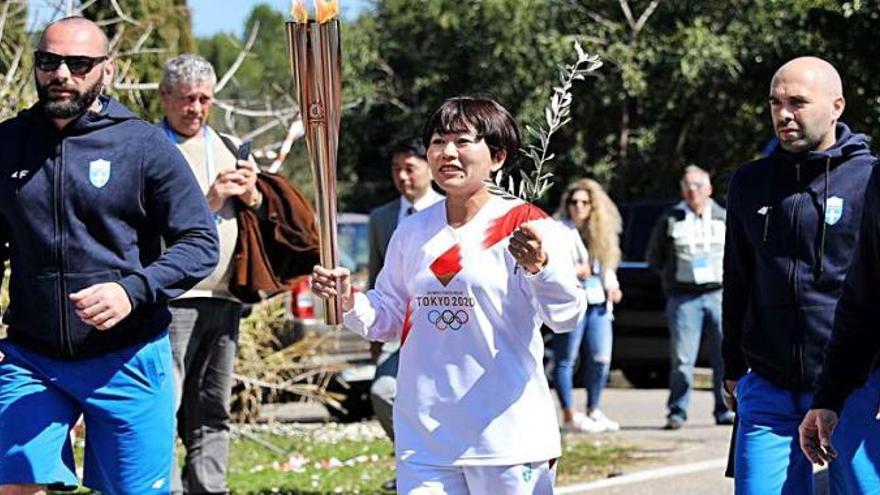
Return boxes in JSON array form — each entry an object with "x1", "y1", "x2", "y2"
[
  {"x1": 692, "y1": 256, "x2": 713, "y2": 285},
  {"x1": 583, "y1": 276, "x2": 606, "y2": 305}
]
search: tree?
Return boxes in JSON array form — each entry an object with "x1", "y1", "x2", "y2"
[
  {"x1": 549, "y1": 0, "x2": 877, "y2": 200},
  {"x1": 338, "y1": 0, "x2": 567, "y2": 210},
  {"x1": 0, "y1": 0, "x2": 33, "y2": 120},
  {"x1": 82, "y1": 0, "x2": 195, "y2": 121}
]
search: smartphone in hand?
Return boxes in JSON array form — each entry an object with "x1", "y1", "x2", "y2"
[{"x1": 236, "y1": 140, "x2": 252, "y2": 167}]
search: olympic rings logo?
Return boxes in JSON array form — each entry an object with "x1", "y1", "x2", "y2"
[{"x1": 427, "y1": 309, "x2": 469, "y2": 331}]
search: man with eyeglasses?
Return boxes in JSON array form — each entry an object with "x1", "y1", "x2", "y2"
[
  {"x1": 158, "y1": 53, "x2": 262, "y2": 495},
  {"x1": 0, "y1": 17, "x2": 218, "y2": 494},
  {"x1": 723, "y1": 56, "x2": 877, "y2": 494},
  {"x1": 646, "y1": 165, "x2": 733, "y2": 431}
]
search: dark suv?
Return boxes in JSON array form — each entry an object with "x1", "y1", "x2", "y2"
[{"x1": 612, "y1": 200, "x2": 714, "y2": 388}]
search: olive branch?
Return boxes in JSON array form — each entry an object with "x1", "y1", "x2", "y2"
[{"x1": 488, "y1": 40, "x2": 602, "y2": 201}]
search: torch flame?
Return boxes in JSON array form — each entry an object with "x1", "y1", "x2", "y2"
[
  {"x1": 291, "y1": 0, "x2": 308, "y2": 23},
  {"x1": 315, "y1": 0, "x2": 339, "y2": 23}
]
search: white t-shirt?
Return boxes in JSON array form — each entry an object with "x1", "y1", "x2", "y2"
[{"x1": 345, "y1": 195, "x2": 586, "y2": 466}]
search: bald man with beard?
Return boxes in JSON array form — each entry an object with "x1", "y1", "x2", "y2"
[
  {"x1": 0, "y1": 17, "x2": 217, "y2": 495},
  {"x1": 723, "y1": 57, "x2": 877, "y2": 494}
]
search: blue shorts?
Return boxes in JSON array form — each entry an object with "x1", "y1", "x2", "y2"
[
  {"x1": 734, "y1": 370, "x2": 880, "y2": 495},
  {"x1": 0, "y1": 332, "x2": 175, "y2": 493}
]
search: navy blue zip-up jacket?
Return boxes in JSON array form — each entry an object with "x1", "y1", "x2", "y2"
[
  {"x1": 722, "y1": 122, "x2": 875, "y2": 391},
  {"x1": 812, "y1": 159, "x2": 880, "y2": 414},
  {"x1": 0, "y1": 97, "x2": 219, "y2": 358}
]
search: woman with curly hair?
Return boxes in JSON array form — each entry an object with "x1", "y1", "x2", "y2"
[{"x1": 553, "y1": 178, "x2": 623, "y2": 433}]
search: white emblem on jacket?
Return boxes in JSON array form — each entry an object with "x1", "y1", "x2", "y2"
[
  {"x1": 89, "y1": 159, "x2": 111, "y2": 188},
  {"x1": 825, "y1": 196, "x2": 844, "y2": 225}
]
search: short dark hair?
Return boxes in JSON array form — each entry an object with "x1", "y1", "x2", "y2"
[
  {"x1": 422, "y1": 96, "x2": 520, "y2": 165},
  {"x1": 388, "y1": 136, "x2": 426, "y2": 162}
]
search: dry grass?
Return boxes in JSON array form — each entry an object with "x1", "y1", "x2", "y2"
[{"x1": 233, "y1": 295, "x2": 344, "y2": 422}]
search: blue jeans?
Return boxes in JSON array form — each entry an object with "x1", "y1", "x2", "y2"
[
  {"x1": 665, "y1": 290, "x2": 726, "y2": 421},
  {"x1": 552, "y1": 304, "x2": 613, "y2": 411}
]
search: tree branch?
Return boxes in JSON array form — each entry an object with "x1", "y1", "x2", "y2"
[
  {"x1": 108, "y1": 0, "x2": 141, "y2": 26},
  {"x1": 213, "y1": 99, "x2": 297, "y2": 119},
  {"x1": 618, "y1": 0, "x2": 636, "y2": 30},
  {"x1": 633, "y1": 0, "x2": 661, "y2": 34},
  {"x1": 215, "y1": 20, "x2": 261, "y2": 93},
  {"x1": 114, "y1": 82, "x2": 159, "y2": 90}
]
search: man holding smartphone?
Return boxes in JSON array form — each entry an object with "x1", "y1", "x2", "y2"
[{"x1": 158, "y1": 53, "x2": 262, "y2": 494}]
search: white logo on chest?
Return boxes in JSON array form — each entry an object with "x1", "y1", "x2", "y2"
[
  {"x1": 88, "y1": 159, "x2": 111, "y2": 188},
  {"x1": 825, "y1": 196, "x2": 844, "y2": 226}
]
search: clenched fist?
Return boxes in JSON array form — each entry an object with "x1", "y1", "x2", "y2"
[
  {"x1": 508, "y1": 223, "x2": 548, "y2": 274},
  {"x1": 70, "y1": 282, "x2": 133, "y2": 331}
]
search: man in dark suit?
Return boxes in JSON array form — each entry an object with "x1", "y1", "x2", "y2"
[{"x1": 368, "y1": 136, "x2": 442, "y2": 491}]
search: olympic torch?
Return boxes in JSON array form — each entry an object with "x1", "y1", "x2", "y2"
[{"x1": 287, "y1": 0, "x2": 343, "y2": 325}]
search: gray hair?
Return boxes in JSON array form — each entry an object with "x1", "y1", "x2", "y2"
[
  {"x1": 682, "y1": 164, "x2": 711, "y2": 183},
  {"x1": 160, "y1": 54, "x2": 216, "y2": 92}
]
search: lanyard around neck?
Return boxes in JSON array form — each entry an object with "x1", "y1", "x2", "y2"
[
  {"x1": 686, "y1": 207, "x2": 713, "y2": 254},
  {"x1": 162, "y1": 119, "x2": 214, "y2": 182}
]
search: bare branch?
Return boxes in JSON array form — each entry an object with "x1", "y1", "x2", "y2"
[
  {"x1": 241, "y1": 117, "x2": 286, "y2": 143},
  {"x1": 269, "y1": 118, "x2": 306, "y2": 173},
  {"x1": 116, "y1": 48, "x2": 167, "y2": 57},
  {"x1": 213, "y1": 99, "x2": 297, "y2": 119},
  {"x1": 0, "y1": 1, "x2": 11, "y2": 45},
  {"x1": 107, "y1": 23, "x2": 126, "y2": 53},
  {"x1": 3, "y1": 46, "x2": 23, "y2": 87},
  {"x1": 224, "y1": 107, "x2": 236, "y2": 133},
  {"x1": 108, "y1": 0, "x2": 141, "y2": 26},
  {"x1": 79, "y1": 0, "x2": 99, "y2": 12},
  {"x1": 618, "y1": 0, "x2": 636, "y2": 30},
  {"x1": 586, "y1": 11, "x2": 617, "y2": 31},
  {"x1": 114, "y1": 82, "x2": 159, "y2": 91},
  {"x1": 215, "y1": 20, "x2": 261, "y2": 93},
  {"x1": 129, "y1": 23, "x2": 155, "y2": 53},
  {"x1": 633, "y1": 0, "x2": 661, "y2": 34}
]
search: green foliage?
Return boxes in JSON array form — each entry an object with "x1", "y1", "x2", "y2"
[
  {"x1": 338, "y1": 0, "x2": 566, "y2": 210},
  {"x1": 545, "y1": 0, "x2": 880, "y2": 200},
  {"x1": 16, "y1": 1, "x2": 880, "y2": 210},
  {"x1": 82, "y1": 0, "x2": 195, "y2": 121},
  {"x1": 228, "y1": 433, "x2": 394, "y2": 493},
  {"x1": 493, "y1": 41, "x2": 603, "y2": 202},
  {"x1": 0, "y1": 1, "x2": 33, "y2": 119}
]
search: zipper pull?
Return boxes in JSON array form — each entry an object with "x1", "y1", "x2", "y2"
[
  {"x1": 795, "y1": 162, "x2": 801, "y2": 184},
  {"x1": 763, "y1": 206, "x2": 772, "y2": 243}
]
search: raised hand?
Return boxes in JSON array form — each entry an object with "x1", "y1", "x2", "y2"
[{"x1": 508, "y1": 223, "x2": 548, "y2": 274}]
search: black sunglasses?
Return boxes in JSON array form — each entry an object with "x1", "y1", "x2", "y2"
[{"x1": 34, "y1": 51, "x2": 108, "y2": 76}]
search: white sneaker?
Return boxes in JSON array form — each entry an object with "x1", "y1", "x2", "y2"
[
  {"x1": 562, "y1": 412, "x2": 606, "y2": 433},
  {"x1": 588, "y1": 409, "x2": 620, "y2": 431}
]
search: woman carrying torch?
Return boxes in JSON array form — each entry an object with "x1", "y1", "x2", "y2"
[{"x1": 311, "y1": 96, "x2": 586, "y2": 493}]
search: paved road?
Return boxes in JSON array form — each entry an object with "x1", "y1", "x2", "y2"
[
  {"x1": 266, "y1": 370, "x2": 830, "y2": 494},
  {"x1": 555, "y1": 374, "x2": 829, "y2": 494}
]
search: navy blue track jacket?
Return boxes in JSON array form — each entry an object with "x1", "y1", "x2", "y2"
[
  {"x1": 812, "y1": 160, "x2": 880, "y2": 413},
  {"x1": 722, "y1": 122, "x2": 875, "y2": 391},
  {"x1": 0, "y1": 97, "x2": 219, "y2": 358}
]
